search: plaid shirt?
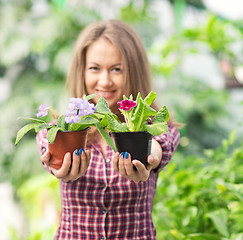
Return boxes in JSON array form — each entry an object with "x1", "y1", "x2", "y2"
[{"x1": 36, "y1": 124, "x2": 180, "y2": 240}]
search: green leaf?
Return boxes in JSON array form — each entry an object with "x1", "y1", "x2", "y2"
[
  {"x1": 93, "y1": 112, "x2": 104, "y2": 119},
  {"x1": 231, "y1": 233, "x2": 243, "y2": 240},
  {"x1": 79, "y1": 116, "x2": 100, "y2": 125},
  {"x1": 135, "y1": 91, "x2": 142, "y2": 103},
  {"x1": 84, "y1": 94, "x2": 96, "y2": 100},
  {"x1": 169, "y1": 229, "x2": 185, "y2": 239},
  {"x1": 206, "y1": 209, "x2": 229, "y2": 237},
  {"x1": 69, "y1": 116, "x2": 99, "y2": 131},
  {"x1": 100, "y1": 115, "x2": 109, "y2": 128},
  {"x1": 71, "y1": 124, "x2": 90, "y2": 131},
  {"x1": 95, "y1": 96, "x2": 112, "y2": 114},
  {"x1": 132, "y1": 96, "x2": 157, "y2": 131},
  {"x1": 146, "y1": 122, "x2": 168, "y2": 136},
  {"x1": 220, "y1": 182, "x2": 243, "y2": 201},
  {"x1": 144, "y1": 91, "x2": 156, "y2": 106},
  {"x1": 15, "y1": 123, "x2": 40, "y2": 145},
  {"x1": 35, "y1": 123, "x2": 52, "y2": 132},
  {"x1": 123, "y1": 95, "x2": 129, "y2": 100},
  {"x1": 56, "y1": 115, "x2": 68, "y2": 130},
  {"x1": 185, "y1": 233, "x2": 224, "y2": 240},
  {"x1": 18, "y1": 117, "x2": 45, "y2": 124},
  {"x1": 106, "y1": 115, "x2": 128, "y2": 132},
  {"x1": 46, "y1": 127, "x2": 61, "y2": 144},
  {"x1": 110, "y1": 113, "x2": 121, "y2": 122},
  {"x1": 95, "y1": 123, "x2": 116, "y2": 152},
  {"x1": 99, "y1": 113, "x2": 121, "y2": 128},
  {"x1": 152, "y1": 106, "x2": 170, "y2": 123}
]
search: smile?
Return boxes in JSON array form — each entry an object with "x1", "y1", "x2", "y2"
[{"x1": 96, "y1": 90, "x2": 116, "y2": 99}]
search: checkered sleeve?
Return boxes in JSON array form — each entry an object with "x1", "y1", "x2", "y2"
[
  {"x1": 36, "y1": 129, "x2": 54, "y2": 175},
  {"x1": 153, "y1": 123, "x2": 180, "y2": 172},
  {"x1": 36, "y1": 129, "x2": 48, "y2": 155}
]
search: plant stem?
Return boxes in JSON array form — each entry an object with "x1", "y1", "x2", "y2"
[
  {"x1": 123, "y1": 110, "x2": 134, "y2": 131},
  {"x1": 50, "y1": 107, "x2": 58, "y2": 121}
]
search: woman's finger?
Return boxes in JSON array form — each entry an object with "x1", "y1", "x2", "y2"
[
  {"x1": 147, "y1": 155, "x2": 159, "y2": 171},
  {"x1": 132, "y1": 160, "x2": 149, "y2": 182},
  {"x1": 67, "y1": 149, "x2": 81, "y2": 179},
  {"x1": 41, "y1": 151, "x2": 51, "y2": 165},
  {"x1": 118, "y1": 152, "x2": 127, "y2": 177},
  {"x1": 123, "y1": 152, "x2": 134, "y2": 177},
  {"x1": 54, "y1": 152, "x2": 72, "y2": 179}
]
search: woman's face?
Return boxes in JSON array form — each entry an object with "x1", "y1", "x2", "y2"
[{"x1": 85, "y1": 38, "x2": 125, "y2": 113}]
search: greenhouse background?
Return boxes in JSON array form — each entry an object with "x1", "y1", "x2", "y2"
[{"x1": 0, "y1": 0, "x2": 243, "y2": 239}]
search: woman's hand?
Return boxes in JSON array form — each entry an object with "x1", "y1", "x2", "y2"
[
  {"x1": 113, "y1": 151, "x2": 161, "y2": 183},
  {"x1": 113, "y1": 139, "x2": 162, "y2": 183},
  {"x1": 41, "y1": 148, "x2": 91, "y2": 182}
]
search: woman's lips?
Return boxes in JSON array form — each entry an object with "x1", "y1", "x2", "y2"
[{"x1": 96, "y1": 90, "x2": 116, "y2": 99}]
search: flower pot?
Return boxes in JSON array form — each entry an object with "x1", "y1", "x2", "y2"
[
  {"x1": 48, "y1": 128, "x2": 89, "y2": 170},
  {"x1": 112, "y1": 131, "x2": 152, "y2": 165}
]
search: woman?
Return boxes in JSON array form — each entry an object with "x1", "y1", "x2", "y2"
[{"x1": 37, "y1": 19, "x2": 180, "y2": 239}]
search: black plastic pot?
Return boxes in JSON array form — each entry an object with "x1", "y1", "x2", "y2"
[{"x1": 112, "y1": 131, "x2": 152, "y2": 165}]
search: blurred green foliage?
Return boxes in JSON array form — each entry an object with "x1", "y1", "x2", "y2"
[
  {"x1": 0, "y1": 0, "x2": 243, "y2": 239},
  {"x1": 153, "y1": 130, "x2": 243, "y2": 240},
  {"x1": 0, "y1": 0, "x2": 102, "y2": 186},
  {"x1": 16, "y1": 173, "x2": 60, "y2": 240}
]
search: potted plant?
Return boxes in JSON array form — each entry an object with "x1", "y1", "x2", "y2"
[
  {"x1": 15, "y1": 94, "x2": 116, "y2": 169},
  {"x1": 96, "y1": 91, "x2": 170, "y2": 165}
]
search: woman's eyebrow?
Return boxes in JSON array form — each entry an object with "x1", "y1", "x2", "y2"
[
  {"x1": 86, "y1": 62, "x2": 100, "y2": 66},
  {"x1": 86, "y1": 62, "x2": 122, "y2": 67},
  {"x1": 111, "y1": 63, "x2": 122, "y2": 67}
]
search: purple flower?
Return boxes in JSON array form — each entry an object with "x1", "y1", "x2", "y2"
[
  {"x1": 117, "y1": 100, "x2": 136, "y2": 111},
  {"x1": 65, "y1": 98, "x2": 95, "y2": 123},
  {"x1": 78, "y1": 102, "x2": 95, "y2": 116},
  {"x1": 65, "y1": 109, "x2": 80, "y2": 124},
  {"x1": 36, "y1": 104, "x2": 50, "y2": 117},
  {"x1": 69, "y1": 98, "x2": 83, "y2": 108}
]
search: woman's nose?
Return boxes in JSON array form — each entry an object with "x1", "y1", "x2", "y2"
[{"x1": 98, "y1": 70, "x2": 112, "y2": 87}]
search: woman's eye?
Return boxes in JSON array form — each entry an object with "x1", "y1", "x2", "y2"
[
  {"x1": 89, "y1": 67, "x2": 99, "y2": 71},
  {"x1": 112, "y1": 67, "x2": 122, "y2": 72}
]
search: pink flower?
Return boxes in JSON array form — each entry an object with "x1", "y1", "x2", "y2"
[{"x1": 117, "y1": 100, "x2": 136, "y2": 111}]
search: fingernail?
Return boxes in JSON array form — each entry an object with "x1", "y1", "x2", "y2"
[
  {"x1": 125, "y1": 152, "x2": 129, "y2": 159},
  {"x1": 75, "y1": 149, "x2": 79, "y2": 156},
  {"x1": 80, "y1": 148, "x2": 84, "y2": 155},
  {"x1": 121, "y1": 152, "x2": 124, "y2": 158}
]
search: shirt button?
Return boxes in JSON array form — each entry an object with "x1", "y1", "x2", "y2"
[
  {"x1": 106, "y1": 158, "x2": 110, "y2": 163},
  {"x1": 102, "y1": 209, "x2": 107, "y2": 214}
]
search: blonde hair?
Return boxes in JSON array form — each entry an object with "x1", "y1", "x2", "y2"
[{"x1": 66, "y1": 19, "x2": 156, "y2": 109}]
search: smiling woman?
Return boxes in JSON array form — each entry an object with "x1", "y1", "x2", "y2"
[
  {"x1": 85, "y1": 38, "x2": 124, "y2": 113},
  {"x1": 36, "y1": 19, "x2": 180, "y2": 240},
  {"x1": 66, "y1": 20, "x2": 153, "y2": 110}
]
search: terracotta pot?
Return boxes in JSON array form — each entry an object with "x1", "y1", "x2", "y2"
[
  {"x1": 48, "y1": 128, "x2": 89, "y2": 170},
  {"x1": 112, "y1": 131, "x2": 152, "y2": 166}
]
